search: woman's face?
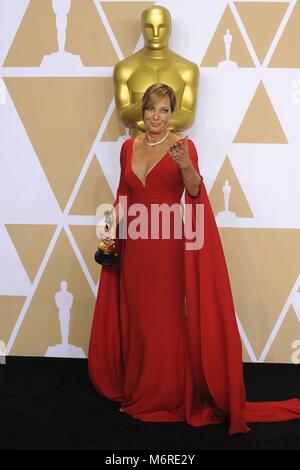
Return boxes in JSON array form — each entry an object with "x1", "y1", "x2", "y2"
[{"x1": 144, "y1": 96, "x2": 172, "y2": 134}]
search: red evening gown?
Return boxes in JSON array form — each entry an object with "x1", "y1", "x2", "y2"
[{"x1": 88, "y1": 137, "x2": 300, "y2": 435}]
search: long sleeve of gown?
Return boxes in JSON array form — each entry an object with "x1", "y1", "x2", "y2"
[
  {"x1": 113, "y1": 141, "x2": 131, "y2": 258},
  {"x1": 88, "y1": 141, "x2": 130, "y2": 401},
  {"x1": 114, "y1": 141, "x2": 130, "y2": 204},
  {"x1": 184, "y1": 140, "x2": 300, "y2": 435},
  {"x1": 184, "y1": 140, "x2": 250, "y2": 434}
]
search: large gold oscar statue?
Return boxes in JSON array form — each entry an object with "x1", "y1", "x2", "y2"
[{"x1": 113, "y1": 5, "x2": 199, "y2": 135}]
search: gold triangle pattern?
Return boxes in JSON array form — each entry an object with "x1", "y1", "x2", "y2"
[
  {"x1": 101, "y1": 1, "x2": 156, "y2": 57},
  {"x1": 101, "y1": 108, "x2": 126, "y2": 142},
  {"x1": 0, "y1": 296, "x2": 26, "y2": 345},
  {"x1": 69, "y1": 225, "x2": 102, "y2": 285},
  {"x1": 265, "y1": 306, "x2": 300, "y2": 363},
  {"x1": 209, "y1": 156, "x2": 254, "y2": 218},
  {"x1": 4, "y1": 77, "x2": 114, "y2": 210},
  {"x1": 5, "y1": 225, "x2": 56, "y2": 283},
  {"x1": 219, "y1": 228, "x2": 300, "y2": 359},
  {"x1": 269, "y1": 0, "x2": 300, "y2": 67},
  {"x1": 10, "y1": 230, "x2": 95, "y2": 357},
  {"x1": 233, "y1": 81, "x2": 288, "y2": 143},
  {"x1": 2, "y1": 0, "x2": 57, "y2": 67},
  {"x1": 235, "y1": 1, "x2": 289, "y2": 64},
  {"x1": 65, "y1": 0, "x2": 119, "y2": 66},
  {"x1": 201, "y1": 5, "x2": 255, "y2": 67},
  {"x1": 70, "y1": 155, "x2": 115, "y2": 215}
]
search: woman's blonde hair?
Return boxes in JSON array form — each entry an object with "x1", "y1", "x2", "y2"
[{"x1": 142, "y1": 83, "x2": 176, "y2": 116}]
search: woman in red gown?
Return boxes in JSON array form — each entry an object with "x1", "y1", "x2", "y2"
[{"x1": 89, "y1": 83, "x2": 300, "y2": 435}]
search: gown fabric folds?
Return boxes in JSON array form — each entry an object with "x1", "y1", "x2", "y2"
[{"x1": 88, "y1": 137, "x2": 300, "y2": 435}]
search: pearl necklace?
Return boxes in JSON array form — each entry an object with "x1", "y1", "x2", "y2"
[{"x1": 144, "y1": 130, "x2": 169, "y2": 146}]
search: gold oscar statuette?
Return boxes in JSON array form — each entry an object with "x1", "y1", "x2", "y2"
[{"x1": 113, "y1": 5, "x2": 199, "y2": 136}]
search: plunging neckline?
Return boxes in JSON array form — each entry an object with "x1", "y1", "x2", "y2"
[
  {"x1": 130, "y1": 136, "x2": 169, "y2": 188},
  {"x1": 130, "y1": 135, "x2": 183, "y2": 189}
]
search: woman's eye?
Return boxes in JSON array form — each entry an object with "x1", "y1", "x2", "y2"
[{"x1": 147, "y1": 107, "x2": 169, "y2": 112}]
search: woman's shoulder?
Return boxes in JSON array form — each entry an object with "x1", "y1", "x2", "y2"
[
  {"x1": 121, "y1": 135, "x2": 143, "y2": 149},
  {"x1": 120, "y1": 136, "x2": 134, "y2": 154},
  {"x1": 122, "y1": 136, "x2": 134, "y2": 146}
]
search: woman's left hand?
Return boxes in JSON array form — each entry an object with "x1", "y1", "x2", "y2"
[{"x1": 167, "y1": 136, "x2": 191, "y2": 169}]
